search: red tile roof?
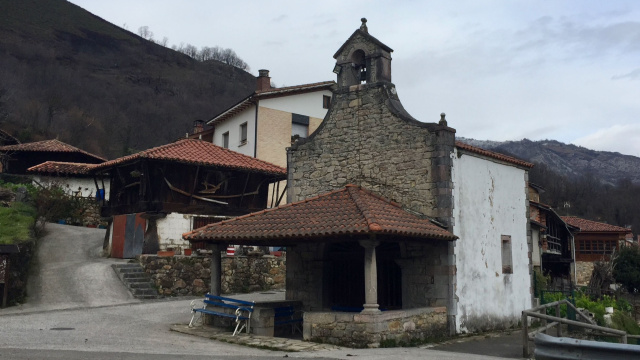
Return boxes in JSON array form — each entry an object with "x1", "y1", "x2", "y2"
[
  {"x1": 184, "y1": 185, "x2": 457, "y2": 243},
  {"x1": 0, "y1": 139, "x2": 107, "y2": 162},
  {"x1": 208, "y1": 81, "x2": 334, "y2": 126},
  {"x1": 561, "y1": 216, "x2": 631, "y2": 233},
  {"x1": 27, "y1": 161, "x2": 97, "y2": 175},
  {"x1": 455, "y1": 141, "x2": 534, "y2": 168},
  {"x1": 92, "y1": 139, "x2": 286, "y2": 176}
]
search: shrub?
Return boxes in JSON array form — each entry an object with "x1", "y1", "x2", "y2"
[{"x1": 614, "y1": 245, "x2": 640, "y2": 293}]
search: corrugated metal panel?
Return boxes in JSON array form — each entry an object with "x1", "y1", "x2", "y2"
[{"x1": 534, "y1": 333, "x2": 640, "y2": 359}]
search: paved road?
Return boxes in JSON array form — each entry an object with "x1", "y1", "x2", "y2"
[{"x1": 0, "y1": 223, "x2": 514, "y2": 359}]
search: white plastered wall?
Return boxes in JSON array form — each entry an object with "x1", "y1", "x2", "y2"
[
  {"x1": 258, "y1": 90, "x2": 332, "y2": 119},
  {"x1": 452, "y1": 149, "x2": 531, "y2": 333},
  {"x1": 212, "y1": 105, "x2": 256, "y2": 157},
  {"x1": 156, "y1": 213, "x2": 193, "y2": 252},
  {"x1": 32, "y1": 175, "x2": 110, "y2": 200}
]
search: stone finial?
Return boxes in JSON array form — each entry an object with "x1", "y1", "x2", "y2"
[
  {"x1": 360, "y1": 18, "x2": 368, "y2": 33},
  {"x1": 439, "y1": 113, "x2": 447, "y2": 126}
]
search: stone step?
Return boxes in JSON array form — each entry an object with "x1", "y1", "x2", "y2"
[
  {"x1": 122, "y1": 272, "x2": 147, "y2": 279},
  {"x1": 132, "y1": 288, "x2": 160, "y2": 296},
  {"x1": 117, "y1": 267, "x2": 144, "y2": 274},
  {"x1": 111, "y1": 263, "x2": 162, "y2": 300},
  {"x1": 129, "y1": 282, "x2": 155, "y2": 289},
  {"x1": 113, "y1": 263, "x2": 141, "y2": 269}
]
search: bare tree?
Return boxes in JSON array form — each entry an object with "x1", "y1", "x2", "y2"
[{"x1": 137, "y1": 26, "x2": 154, "y2": 41}]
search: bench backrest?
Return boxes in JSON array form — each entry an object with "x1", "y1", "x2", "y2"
[{"x1": 204, "y1": 294, "x2": 255, "y2": 312}]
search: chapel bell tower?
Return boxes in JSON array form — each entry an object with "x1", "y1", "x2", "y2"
[{"x1": 333, "y1": 18, "x2": 393, "y2": 88}]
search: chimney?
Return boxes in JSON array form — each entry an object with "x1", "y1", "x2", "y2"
[
  {"x1": 256, "y1": 69, "x2": 271, "y2": 91},
  {"x1": 192, "y1": 120, "x2": 204, "y2": 134}
]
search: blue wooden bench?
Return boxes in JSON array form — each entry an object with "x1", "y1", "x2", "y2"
[
  {"x1": 274, "y1": 305, "x2": 302, "y2": 335},
  {"x1": 189, "y1": 294, "x2": 255, "y2": 336}
]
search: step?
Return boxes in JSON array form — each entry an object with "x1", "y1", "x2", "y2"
[
  {"x1": 113, "y1": 263, "x2": 141, "y2": 269},
  {"x1": 128, "y1": 282, "x2": 155, "y2": 289},
  {"x1": 122, "y1": 272, "x2": 148, "y2": 279},
  {"x1": 118, "y1": 267, "x2": 144, "y2": 274},
  {"x1": 132, "y1": 288, "x2": 160, "y2": 296}
]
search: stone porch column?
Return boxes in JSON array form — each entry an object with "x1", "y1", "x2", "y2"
[
  {"x1": 359, "y1": 239, "x2": 380, "y2": 313},
  {"x1": 208, "y1": 243, "x2": 224, "y2": 296}
]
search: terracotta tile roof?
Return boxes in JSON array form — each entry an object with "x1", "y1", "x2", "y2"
[
  {"x1": 184, "y1": 185, "x2": 457, "y2": 243},
  {"x1": 27, "y1": 161, "x2": 97, "y2": 175},
  {"x1": 561, "y1": 216, "x2": 631, "y2": 233},
  {"x1": 255, "y1": 81, "x2": 335, "y2": 98},
  {"x1": 207, "y1": 81, "x2": 334, "y2": 126},
  {"x1": 455, "y1": 141, "x2": 534, "y2": 168},
  {"x1": 0, "y1": 139, "x2": 107, "y2": 162},
  {"x1": 92, "y1": 139, "x2": 286, "y2": 176}
]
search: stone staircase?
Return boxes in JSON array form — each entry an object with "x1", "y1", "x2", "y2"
[{"x1": 112, "y1": 263, "x2": 161, "y2": 300}]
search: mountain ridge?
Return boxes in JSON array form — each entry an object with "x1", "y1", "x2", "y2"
[{"x1": 457, "y1": 137, "x2": 640, "y2": 185}]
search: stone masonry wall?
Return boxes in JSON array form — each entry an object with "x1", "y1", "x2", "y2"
[
  {"x1": 304, "y1": 307, "x2": 447, "y2": 348},
  {"x1": 575, "y1": 261, "x2": 595, "y2": 285},
  {"x1": 286, "y1": 241, "x2": 452, "y2": 311},
  {"x1": 287, "y1": 83, "x2": 455, "y2": 224},
  {"x1": 139, "y1": 254, "x2": 286, "y2": 296},
  {"x1": 285, "y1": 242, "x2": 324, "y2": 310}
]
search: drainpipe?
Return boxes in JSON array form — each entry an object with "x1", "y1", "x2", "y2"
[
  {"x1": 253, "y1": 101, "x2": 259, "y2": 158},
  {"x1": 571, "y1": 233, "x2": 577, "y2": 284}
]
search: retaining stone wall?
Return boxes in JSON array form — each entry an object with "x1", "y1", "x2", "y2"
[
  {"x1": 576, "y1": 261, "x2": 595, "y2": 285},
  {"x1": 139, "y1": 254, "x2": 286, "y2": 296},
  {"x1": 304, "y1": 307, "x2": 448, "y2": 348}
]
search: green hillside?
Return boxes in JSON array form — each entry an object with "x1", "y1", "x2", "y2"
[{"x1": 0, "y1": 0, "x2": 255, "y2": 158}]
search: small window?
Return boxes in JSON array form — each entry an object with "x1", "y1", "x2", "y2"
[
  {"x1": 291, "y1": 113, "x2": 309, "y2": 142},
  {"x1": 239, "y1": 123, "x2": 247, "y2": 145},
  {"x1": 501, "y1": 235, "x2": 513, "y2": 274},
  {"x1": 222, "y1": 132, "x2": 229, "y2": 148},
  {"x1": 323, "y1": 95, "x2": 331, "y2": 109}
]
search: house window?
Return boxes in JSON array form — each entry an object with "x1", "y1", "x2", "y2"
[
  {"x1": 501, "y1": 235, "x2": 513, "y2": 274},
  {"x1": 323, "y1": 95, "x2": 331, "y2": 109},
  {"x1": 291, "y1": 113, "x2": 309, "y2": 142},
  {"x1": 239, "y1": 123, "x2": 247, "y2": 145},
  {"x1": 222, "y1": 132, "x2": 229, "y2": 148}
]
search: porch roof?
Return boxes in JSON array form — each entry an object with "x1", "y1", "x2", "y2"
[{"x1": 183, "y1": 185, "x2": 457, "y2": 244}]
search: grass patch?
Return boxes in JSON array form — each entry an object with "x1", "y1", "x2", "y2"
[{"x1": 0, "y1": 202, "x2": 36, "y2": 244}]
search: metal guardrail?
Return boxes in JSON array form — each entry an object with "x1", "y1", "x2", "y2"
[
  {"x1": 534, "y1": 333, "x2": 640, "y2": 359},
  {"x1": 521, "y1": 299, "x2": 637, "y2": 357}
]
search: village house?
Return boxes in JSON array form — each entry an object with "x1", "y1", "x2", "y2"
[
  {"x1": 184, "y1": 19, "x2": 534, "y2": 345},
  {"x1": 528, "y1": 183, "x2": 577, "y2": 287},
  {"x1": 561, "y1": 216, "x2": 632, "y2": 285},
  {"x1": 91, "y1": 139, "x2": 285, "y2": 258},
  {"x1": 191, "y1": 71, "x2": 334, "y2": 206},
  {"x1": 27, "y1": 161, "x2": 110, "y2": 200},
  {"x1": 0, "y1": 139, "x2": 105, "y2": 175}
]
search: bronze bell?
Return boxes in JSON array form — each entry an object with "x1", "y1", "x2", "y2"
[{"x1": 359, "y1": 68, "x2": 367, "y2": 82}]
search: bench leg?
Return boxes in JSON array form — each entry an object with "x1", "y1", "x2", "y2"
[
  {"x1": 233, "y1": 320, "x2": 246, "y2": 336},
  {"x1": 188, "y1": 311, "x2": 201, "y2": 328}
]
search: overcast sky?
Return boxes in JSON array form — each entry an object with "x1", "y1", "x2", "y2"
[{"x1": 69, "y1": 0, "x2": 640, "y2": 157}]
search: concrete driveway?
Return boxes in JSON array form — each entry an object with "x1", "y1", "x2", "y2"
[{"x1": 13, "y1": 223, "x2": 137, "y2": 313}]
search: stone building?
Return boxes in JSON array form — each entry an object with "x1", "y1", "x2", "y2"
[{"x1": 185, "y1": 19, "x2": 534, "y2": 344}]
